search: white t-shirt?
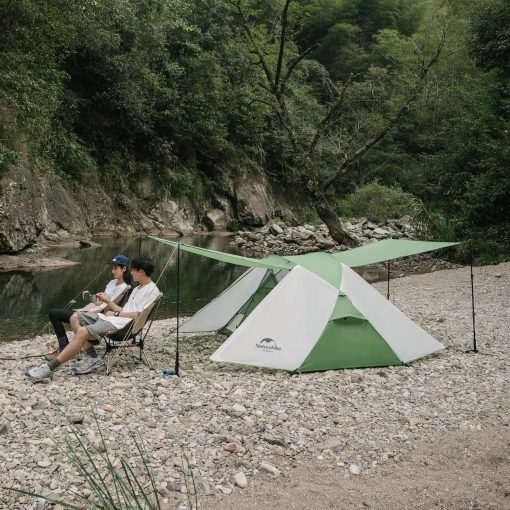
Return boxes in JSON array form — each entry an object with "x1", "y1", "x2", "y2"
[
  {"x1": 98, "y1": 281, "x2": 160, "y2": 330},
  {"x1": 89, "y1": 280, "x2": 128, "y2": 313}
]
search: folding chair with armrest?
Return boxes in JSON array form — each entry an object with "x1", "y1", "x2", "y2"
[{"x1": 101, "y1": 292, "x2": 163, "y2": 374}]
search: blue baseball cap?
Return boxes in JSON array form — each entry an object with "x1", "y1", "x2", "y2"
[{"x1": 109, "y1": 255, "x2": 129, "y2": 266}]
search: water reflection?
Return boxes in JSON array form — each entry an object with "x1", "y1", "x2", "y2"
[
  {"x1": 0, "y1": 235, "x2": 389, "y2": 342},
  {"x1": 0, "y1": 235, "x2": 246, "y2": 342}
]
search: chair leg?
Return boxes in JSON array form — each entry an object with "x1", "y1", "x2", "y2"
[
  {"x1": 140, "y1": 344, "x2": 153, "y2": 369},
  {"x1": 103, "y1": 330, "x2": 155, "y2": 374},
  {"x1": 105, "y1": 345, "x2": 122, "y2": 375}
]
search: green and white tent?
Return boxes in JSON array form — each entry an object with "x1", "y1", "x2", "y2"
[{"x1": 152, "y1": 237, "x2": 458, "y2": 372}]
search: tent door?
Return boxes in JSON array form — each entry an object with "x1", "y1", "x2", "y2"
[
  {"x1": 223, "y1": 313, "x2": 245, "y2": 333},
  {"x1": 222, "y1": 269, "x2": 283, "y2": 334}
]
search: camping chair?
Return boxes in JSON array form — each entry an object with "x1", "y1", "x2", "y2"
[
  {"x1": 74, "y1": 286, "x2": 131, "y2": 313},
  {"x1": 101, "y1": 292, "x2": 163, "y2": 375}
]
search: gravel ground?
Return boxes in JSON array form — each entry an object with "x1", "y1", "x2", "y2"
[{"x1": 0, "y1": 262, "x2": 508, "y2": 510}]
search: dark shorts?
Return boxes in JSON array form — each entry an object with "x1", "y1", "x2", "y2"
[{"x1": 77, "y1": 312, "x2": 118, "y2": 342}]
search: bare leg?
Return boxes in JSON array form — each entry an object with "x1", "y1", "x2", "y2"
[
  {"x1": 70, "y1": 313, "x2": 81, "y2": 334},
  {"x1": 56, "y1": 327, "x2": 96, "y2": 365},
  {"x1": 82, "y1": 340, "x2": 96, "y2": 351}
]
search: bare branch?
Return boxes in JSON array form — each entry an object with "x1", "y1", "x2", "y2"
[
  {"x1": 279, "y1": 43, "x2": 319, "y2": 97},
  {"x1": 326, "y1": 77, "x2": 342, "y2": 98},
  {"x1": 228, "y1": 0, "x2": 276, "y2": 89},
  {"x1": 247, "y1": 98, "x2": 275, "y2": 109},
  {"x1": 274, "y1": 0, "x2": 292, "y2": 89},
  {"x1": 320, "y1": 29, "x2": 447, "y2": 191},
  {"x1": 305, "y1": 74, "x2": 353, "y2": 161}
]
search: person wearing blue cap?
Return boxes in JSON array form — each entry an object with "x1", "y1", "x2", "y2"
[
  {"x1": 26, "y1": 255, "x2": 160, "y2": 381},
  {"x1": 45, "y1": 255, "x2": 131, "y2": 360}
]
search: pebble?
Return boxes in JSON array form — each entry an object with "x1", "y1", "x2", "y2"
[
  {"x1": 260, "y1": 462, "x2": 281, "y2": 476},
  {"x1": 0, "y1": 261, "x2": 507, "y2": 508},
  {"x1": 325, "y1": 438, "x2": 345, "y2": 452},
  {"x1": 262, "y1": 434, "x2": 286, "y2": 447},
  {"x1": 0, "y1": 420, "x2": 9, "y2": 436},
  {"x1": 69, "y1": 414, "x2": 84, "y2": 424},
  {"x1": 224, "y1": 442, "x2": 246, "y2": 454},
  {"x1": 230, "y1": 219, "x2": 417, "y2": 256},
  {"x1": 233, "y1": 472, "x2": 248, "y2": 488},
  {"x1": 230, "y1": 404, "x2": 247, "y2": 417},
  {"x1": 349, "y1": 464, "x2": 361, "y2": 475}
]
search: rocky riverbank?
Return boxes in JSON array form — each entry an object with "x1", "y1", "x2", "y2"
[
  {"x1": 0, "y1": 238, "x2": 103, "y2": 271},
  {"x1": 231, "y1": 218, "x2": 460, "y2": 273},
  {"x1": 230, "y1": 217, "x2": 418, "y2": 256},
  {"x1": 0, "y1": 262, "x2": 508, "y2": 509},
  {"x1": 0, "y1": 253, "x2": 78, "y2": 272}
]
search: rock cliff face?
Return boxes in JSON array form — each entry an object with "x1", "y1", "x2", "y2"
[
  {"x1": 234, "y1": 177, "x2": 274, "y2": 227},
  {"x1": 0, "y1": 166, "x2": 45, "y2": 252},
  {"x1": 0, "y1": 164, "x2": 114, "y2": 253},
  {"x1": 0, "y1": 164, "x2": 287, "y2": 254}
]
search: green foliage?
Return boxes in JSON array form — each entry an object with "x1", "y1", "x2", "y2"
[
  {"x1": 52, "y1": 132, "x2": 96, "y2": 177},
  {"x1": 338, "y1": 180, "x2": 416, "y2": 222},
  {"x1": 305, "y1": 210, "x2": 324, "y2": 225},
  {"x1": 0, "y1": 0, "x2": 508, "y2": 263},
  {"x1": 0, "y1": 0, "x2": 266, "y2": 192},
  {"x1": 468, "y1": 0, "x2": 510, "y2": 75},
  {"x1": 0, "y1": 143, "x2": 19, "y2": 168},
  {"x1": 408, "y1": 197, "x2": 456, "y2": 241},
  {"x1": 298, "y1": 0, "x2": 426, "y2": 80}
]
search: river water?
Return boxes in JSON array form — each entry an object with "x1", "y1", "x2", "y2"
[{"x1": 0, "y1": 235, "x2": 387, "y2": 342}]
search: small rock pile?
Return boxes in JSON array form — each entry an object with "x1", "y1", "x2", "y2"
[{"x1": 230, "y1": 217, "x2": 416, "y2": 256}]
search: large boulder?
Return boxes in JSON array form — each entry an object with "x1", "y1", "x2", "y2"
[
  {"x1": 0, "y1": 166, "x2": 51, "y2": 253},
  {"x1": 43, "y1": 181, "x2": 84, "y2": 234},
  {"x1": 204, "y1": 208, "x2": 229, "y2": 231},
  {"x1": 235, "y1": 178, "x2": 273, "y2": 227},
  {"x1": 148, "y1": 198, "x2": 194, "y2": 235}
]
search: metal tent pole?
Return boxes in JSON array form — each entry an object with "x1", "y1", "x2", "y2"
[
  {"x1": 175, "y1": 242, "x2": 181, "y2": 376},
  {"x1": 386, "y1": 260, "x2": 390, "y2": 300},
  {"x1": 466, "y1": 241, "x2": 478, "y2": 353}
]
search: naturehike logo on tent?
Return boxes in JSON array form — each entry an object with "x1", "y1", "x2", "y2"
[{"x1": 255, "y1": 338, "x2": 282, "y2": 352}]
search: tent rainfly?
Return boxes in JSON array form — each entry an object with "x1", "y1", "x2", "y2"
[{"x1": 151, "y1": 237, "x2": 458, "y2": 372}]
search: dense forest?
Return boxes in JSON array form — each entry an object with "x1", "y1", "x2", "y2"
[{"x1": 0, "y1": 0, "x2": 508, "y2": 262}]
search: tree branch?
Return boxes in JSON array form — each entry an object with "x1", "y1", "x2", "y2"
[
  {"x1": 227, "y1": 0, "x2": 276, "y2": 89},
  {"x1": 274, "y1": 0, "x2": 292, "y2": 89},
  {"x1": 279, "y1": 43, "x2": 319, "y2": 97},
  {"x1": 320, "y1": 29, "x2": 447, "y2": 191},
  {"x1": 305, "y1": 74, "x2": 352, "y2": 161},
  {"x1": 227, "y1": 0, "x2": 297, "y2": 146}
]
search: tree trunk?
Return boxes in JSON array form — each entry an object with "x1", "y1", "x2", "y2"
[{"x1": 312, "y1": 191, "x2": 358, "y2": 248}]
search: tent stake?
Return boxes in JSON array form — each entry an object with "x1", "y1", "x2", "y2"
[
  {"x1": 386, "y1": 260, "x2": 390, "y2": 300},
  {"x1": 466, "y1": 243, "x2": 478, "y2": 353},
  {"x1": 175, "y1": 241, "x2": 181, "y2": 375}
]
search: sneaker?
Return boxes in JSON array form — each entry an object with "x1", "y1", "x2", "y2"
[
  {"x1": 71, "y1": 356, "x2": 105, "y2": 375},
  {"x1": 26, "y1": 363, "x2": 54, "y2": 382},
  {"x1": 44, "y1": 348, "x2": 60, "y2": 361}
]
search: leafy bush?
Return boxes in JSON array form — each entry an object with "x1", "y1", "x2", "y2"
[
  {"x1": 0, "y1": 143, "x2": 19, "y2": 168},
  {"x1": 338, "y1": 181, "x2": 416, "y2": 223},
  {"x1": 408, "y1": 197, "x2": 457, "y2": 241}
]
